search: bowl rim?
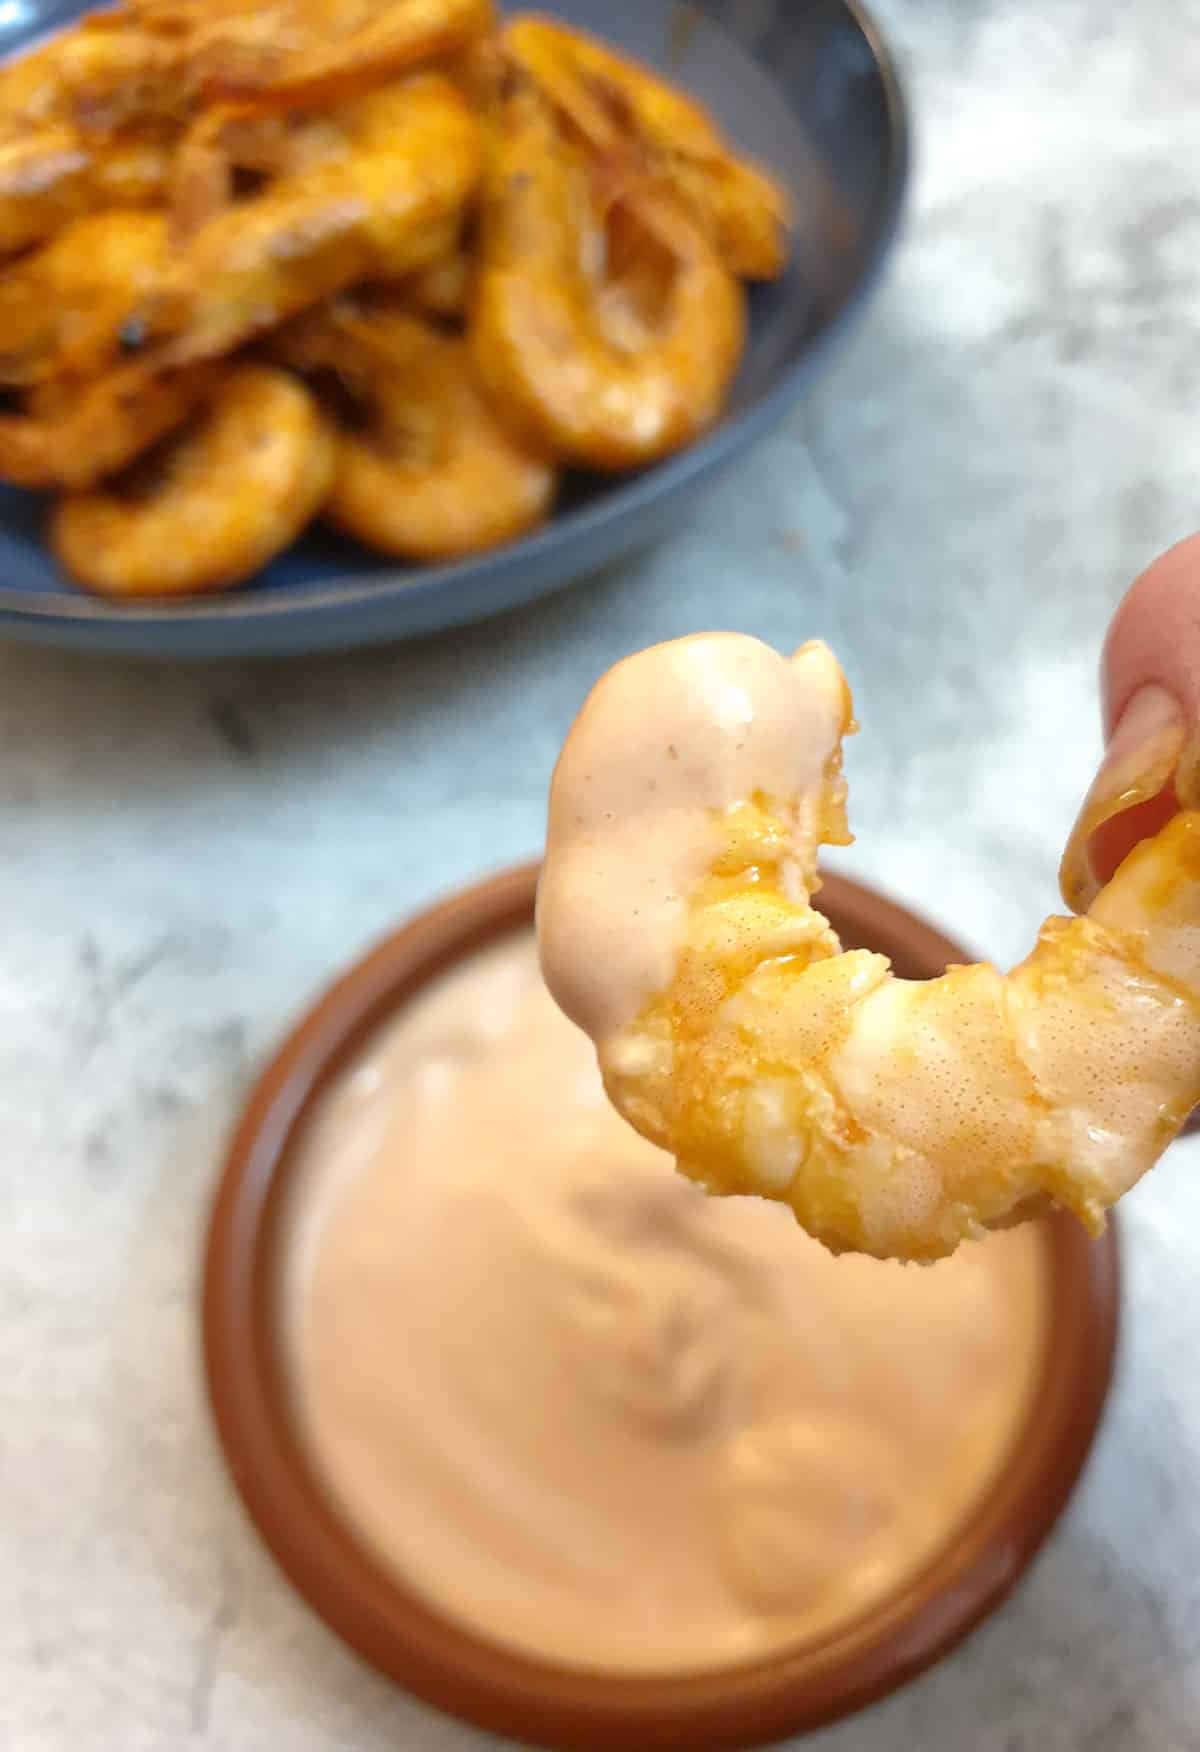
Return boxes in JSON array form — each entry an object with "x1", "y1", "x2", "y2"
[
  {"x1": 203, "y1": 861, "x2": 1119, "y2": 1749},
  {"x1": 0, "y1": 0, "x2": 910, "y2": 639}
]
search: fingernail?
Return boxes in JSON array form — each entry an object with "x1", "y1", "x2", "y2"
[{"x1": 1059, "y1": 684, "x2": 1185, "y2": 913}]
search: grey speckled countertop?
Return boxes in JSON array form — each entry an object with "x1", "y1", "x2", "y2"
[{"x1": 6, "y1": 2, "x2": 1200, "y2": 1747}]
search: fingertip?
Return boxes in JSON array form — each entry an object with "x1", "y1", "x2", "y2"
[{"x1": 1102, "y1": 532, "x2": 1200, "y2": 734}]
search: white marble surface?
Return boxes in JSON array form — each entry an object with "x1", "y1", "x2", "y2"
[{"x1": 6, "y1": 1, "x2": 1200, "y2": 1747}]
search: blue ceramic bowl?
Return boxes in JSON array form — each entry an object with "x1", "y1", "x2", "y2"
[{"x1": 0, "y1": 0, "x2": 908, "y2": 655}]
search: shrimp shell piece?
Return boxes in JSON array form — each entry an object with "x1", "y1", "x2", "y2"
[
  {"x1": 472, "y1": 83, "x2": 745, "y2": 473},
  {"x1": 539, "y1": 635, "x2": 1200, "y2": 1263},
  {"x1": 51, "y1": 364, "x2": 335, "y2": 596},
  {"x1": 0, "y1": 359, "x2": 216, "y2": 489},
  {"x1": 277, "y1": 300, "x2": 556, "y2": 559},
  {"x1": 503, "y1": 13, "x2": 793, "y2": 280},
  {"x1": 133, "y1": 74, "x2": 481, "y2": 365}
]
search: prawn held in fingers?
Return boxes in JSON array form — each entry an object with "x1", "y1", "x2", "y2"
[
  {"x1": 277, "y1": 299, "x2": 556, "y2": 559},
  {"x1": 503, "y1": 13, "x2": 793, "y2": 280},
  {"x1": 472, "y1": 83, "x2": 745, "y2": 472},
  {"x1": 538, "y1": 634, "x2": 1200, "y2": 1263},
  {"x1": 52, "y1": 364, "x2": 334, "y2": 596}
]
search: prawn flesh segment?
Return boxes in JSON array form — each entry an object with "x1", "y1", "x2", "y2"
[
  {"x1": 51, "y1": 363, "x2": 334, "y2": 595},
  {"x1": 472, "y1": 82, "x2": 745, "y2": 472},
  {"x1": 538, "y1": 634, "x2": 1200, "y2": 1262},
  {"x1": 276, "y1": 298, "x2": 556, "y2": 559},
  {"x1": 503, "y1": 14, "x2": 793, "y2": 281}
]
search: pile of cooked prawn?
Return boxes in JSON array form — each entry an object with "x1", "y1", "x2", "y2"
[{"x1": 0, "y1": 1, "x2": 792, "y2": 597}]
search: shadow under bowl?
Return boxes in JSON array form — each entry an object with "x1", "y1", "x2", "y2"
[{"x1": 203, "y1": 864, "x2": 1119, "y2": 1749}]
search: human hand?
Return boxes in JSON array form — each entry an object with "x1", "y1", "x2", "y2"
[{"x1": 1066, "y1": 533, "x2": 1200, "y2": 899}]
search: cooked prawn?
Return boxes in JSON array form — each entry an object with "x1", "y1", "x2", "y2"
[
  {"x1": 169, "y1": 101, "x2": 475, "y2": 303},
  {"x1": 275, "y1": 299, "x2": 555, "y2": 558},
  {"x1": 166, "y1": 102, "x2": 349, "y2": 240},
  {"x1": 0, "y1": 359, "x2": 215, "y2": 488},
  {"x1": 0, "y1": 209, "x2": 167, "y2": 386},
  {"x1": 0, "y1": 125, "x2": 171, "y2": 257},
  {"x1": 129, "y1": 75, "x2": 480, "y2": 364},
  {"x1": 538, "y1": 634, "x2": 1200, "y2": 1263},
  {"x1": 51, "y1": 364, "x2": 334, "y2": 595},
  {"x1": 0, "y1": 15, "x2": 186, "y2": 136},
  {"x1": 186, "y1": 0, "x2": 493, "y2": 109},
  {"x1": 503, "y1": 14, "x2": 792, "y2": 280},
  {"x1": 472, "y1": 83, "x2": 744, "y2": 472}
]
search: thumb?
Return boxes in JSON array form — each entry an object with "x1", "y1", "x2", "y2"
[{"x1": 1062, "y1": 534, "x2": 1200, "y2": 905}]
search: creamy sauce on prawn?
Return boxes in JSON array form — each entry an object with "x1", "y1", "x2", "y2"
[
  {"x1": 537, "y1": 632, "x2": 848, "y2": 1043},
  {"x1": 279, "y1": 931, "x2": 1048, "y2": 1674}
]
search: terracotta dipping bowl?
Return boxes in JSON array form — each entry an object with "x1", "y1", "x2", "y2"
[{"x1": 203, "y1": 863, "x2": 1120, "y2": 1750}]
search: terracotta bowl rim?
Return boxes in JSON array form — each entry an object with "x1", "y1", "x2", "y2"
[{"x1": 202, "y1": 860, "x2": 1120, "y2": 1751}]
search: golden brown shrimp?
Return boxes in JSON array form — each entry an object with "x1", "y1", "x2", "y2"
[
  {"x1": 539, "y1": 634, "x2": 1200, "y2": 1263},
  {"x1": 0, "y1": 359, "x2": 215, "y2": 489},
  {"x1": 128, "y1": 75, "x2": 480, "y2": 364},
  {"x1": 276, "y1": 299, "x2": 555, "y2": 559},
  {"x1": 0, "y1": 127, "x2": 91, "y2": 256},
  {"x1": 0, "y1": 15, "x2": 186, "y2": 136},
  {"x1": 188, "y1": 0, "x2": 493, "y2": 109},
  {"x1": 0, "y1": 209, "x2": 167, "y2": 386},
  {"x1": 503, "y1": 14, "x2": 792, "y2": 280},
  {"x1": 51, "y1": 364, "x2": 334, "y2": 596},
  {"x1": 166, "y1": 103, "x2": 344, "y2": 241},
  {"x1": 0, "y1": 124, "x2": 171, "y2": 257},
  {"x1": 472, "y1": 83, "x2": 744, "y2": 472}
]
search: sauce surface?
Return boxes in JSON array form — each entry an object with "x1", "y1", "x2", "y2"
[{"x1": 279, "y1": 931, "x2": 1049, "y2": 1675}]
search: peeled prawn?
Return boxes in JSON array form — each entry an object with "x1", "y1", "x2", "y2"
[
  {"x1": 503, "y1": 14, "x2": 792, "y2": 280},
  {"x1": 129, "y1": 75, "x2": 480, "y2": 364},
  {"x1": 0, "y1": 359, "x2": 215, "y2": 489},
  {"x1": 51, "y1": 364, "x2": 334, "y2": 595},
  {"x1": 472, "y1": 83, "x2": 744, "y2": 472},
  {"x1": 275, "y1": 299, "x2": 556, "y2": 559},
  {"x1": 538, "y1": 634, "x2": 1200, "y2": 1262}
]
